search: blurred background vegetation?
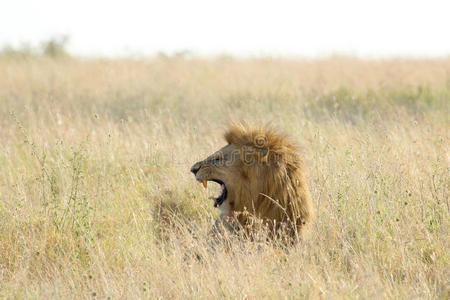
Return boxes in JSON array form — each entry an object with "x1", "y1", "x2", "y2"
[
  {"x1": 1, "y1": 35, "x2": 70, "y2": 59},
  {"x1": 0, "y1": 37, "x2": 448, "y2": 298}
]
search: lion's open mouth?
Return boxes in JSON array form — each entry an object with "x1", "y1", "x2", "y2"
[{"x1": 197, "y1": 179, "x2": 227, "y2": 207}]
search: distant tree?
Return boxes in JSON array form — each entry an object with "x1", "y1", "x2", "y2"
[
  {"x1": 41, "y1": 35, "x2": 70, "y2": 58},
  {"x1": 1, "y1": 36, "x2": 71, "y2": 59}
]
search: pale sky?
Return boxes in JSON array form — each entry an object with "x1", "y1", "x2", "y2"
[{"x1": 1, "y1": 0, "x2": 449, "y2": 58}]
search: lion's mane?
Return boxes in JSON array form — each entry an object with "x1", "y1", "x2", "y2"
[{"x1": 224, "y1": 123, "x2": 315, "y2": 238}]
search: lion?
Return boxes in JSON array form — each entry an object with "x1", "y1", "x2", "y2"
[{"x1": 190, "y1": 123, "x2": 315, "y2": 241}]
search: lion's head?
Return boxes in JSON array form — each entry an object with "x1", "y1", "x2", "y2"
[{"x1": 190, "y1": 123, "x2": 315, "y2": 238}]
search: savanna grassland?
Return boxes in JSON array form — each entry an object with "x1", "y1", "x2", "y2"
[{"x1": 0, "y1": 55, "x2": 449, "y2": 299}]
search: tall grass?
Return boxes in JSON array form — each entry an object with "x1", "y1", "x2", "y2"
[{"x1": 0, "y1": 56, "x2": 449, "y2": 298}]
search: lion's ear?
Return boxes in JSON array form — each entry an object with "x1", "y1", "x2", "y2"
[
  {"x1": 240, "y1": 146, "x2": 269, "y2": 164},
  {"x1": 256, "y1": 148, "x2": 269, "y2": 162}
]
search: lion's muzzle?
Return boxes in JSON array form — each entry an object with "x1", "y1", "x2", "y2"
[{"x1": 190, "y1": 162, "x2": 201, "y2": 175}]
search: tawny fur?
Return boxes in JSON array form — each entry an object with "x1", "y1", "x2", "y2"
[{"x1": 223, "y1": 124, "x2": 315, "y2": 238}]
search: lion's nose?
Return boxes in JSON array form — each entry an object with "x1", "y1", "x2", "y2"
[{"x1": 190, "y1": 162, "x2": 201, "y2": 175}]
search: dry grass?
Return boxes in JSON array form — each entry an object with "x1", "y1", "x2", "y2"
[{"x1": 0, "y1": 56, "x2": 449, "y2": 299}]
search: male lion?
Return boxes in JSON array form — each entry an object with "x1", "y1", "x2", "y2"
[{"x1": 190, "y1": 123, "x2": 315, "y2": 240}]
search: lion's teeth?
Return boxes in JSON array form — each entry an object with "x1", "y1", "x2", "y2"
[{"x1": 202, "y1": 180, "x2": 207, "y2": 189}]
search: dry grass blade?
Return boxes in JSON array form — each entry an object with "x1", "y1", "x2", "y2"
[{"x1": 0, "y1": 56, "x2": 448, "y2": 299}]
